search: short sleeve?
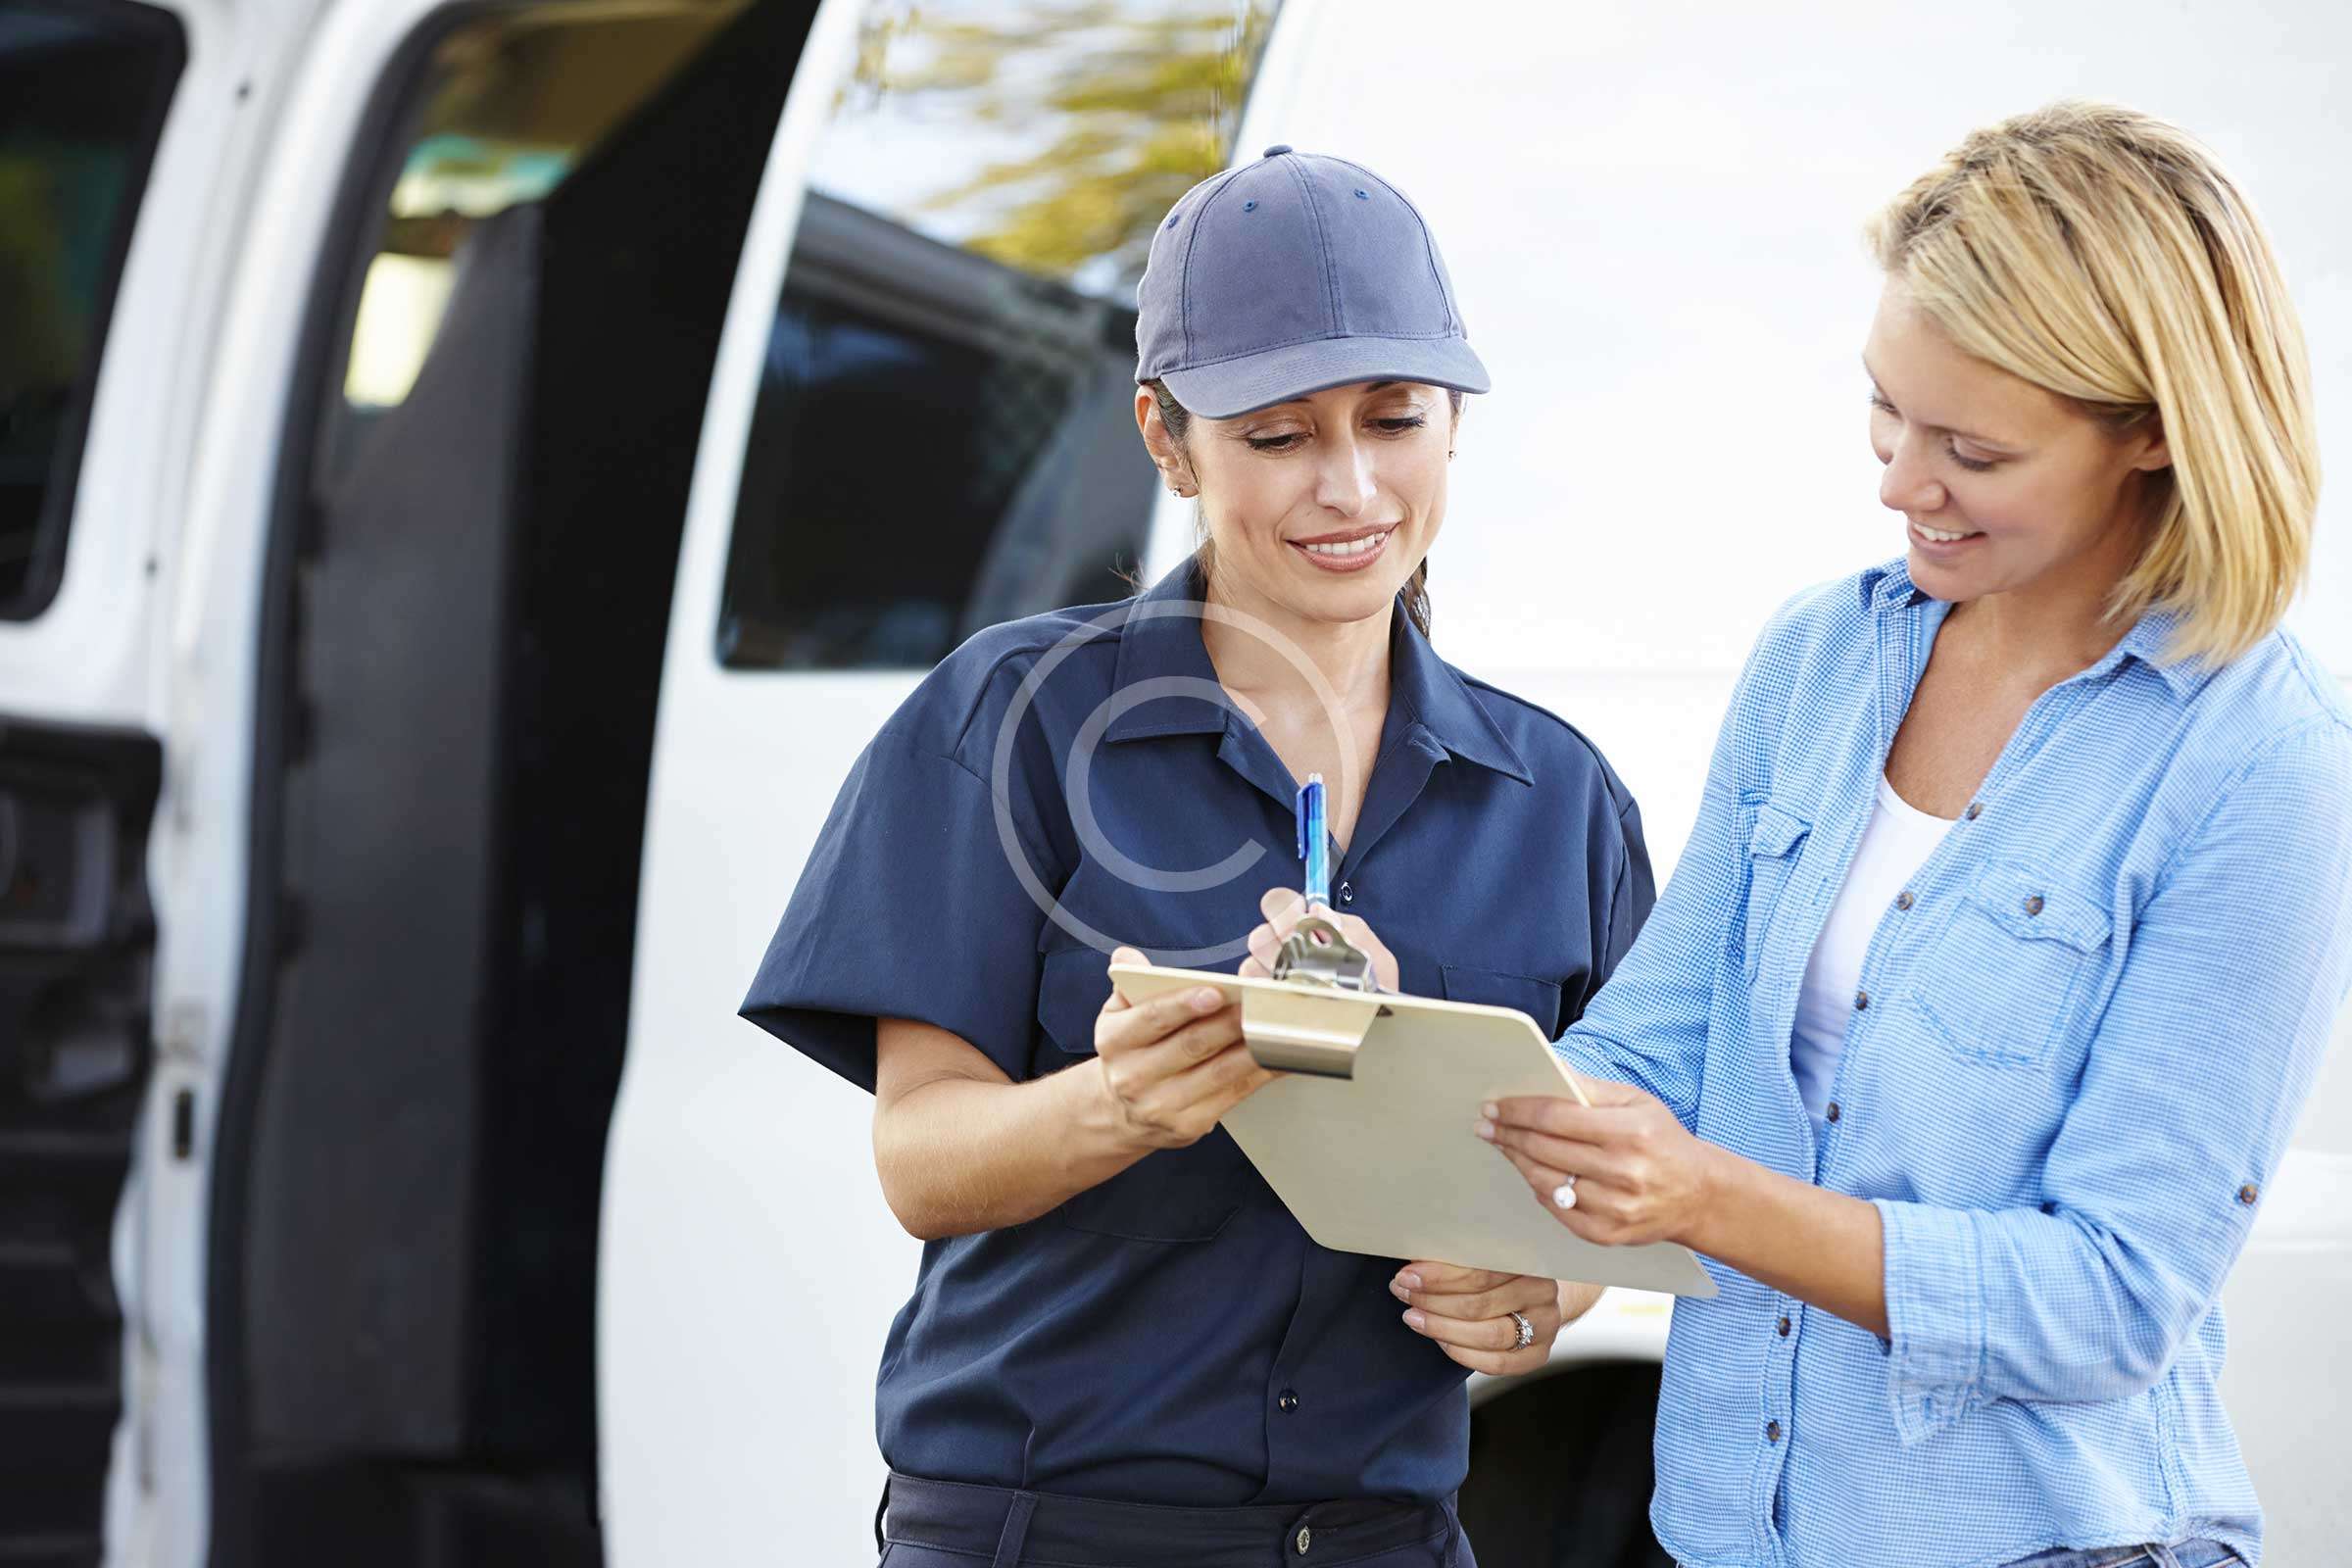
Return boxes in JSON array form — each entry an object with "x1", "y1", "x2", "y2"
[{"x1": 738, "y1": 729, "x2": 1056, "y2": 1092}]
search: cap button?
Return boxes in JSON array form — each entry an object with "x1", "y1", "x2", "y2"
[{"x1": 1261, "y1": 143, "x2": 1294, "y2": 157}]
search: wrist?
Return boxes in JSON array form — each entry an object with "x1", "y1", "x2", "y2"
[
  {"x1": 1678, "y1": 1138, "x2": 1747, "y2": 1254},
  {"x1": 1063, "y1": 1055, "x2": 1151, "y2": 1167}
]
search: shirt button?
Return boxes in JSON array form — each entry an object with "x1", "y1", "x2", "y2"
[
  {"x1": 1296, "y1": 1525, "x2": 1313, "y2": 1555},
  {"x1": 1277, "y1": 1389, "x2": 1300, "y2": 1413},
  {"x1": 1765, "y1": 1420, "x2": 1784, "y2": 1444},
  {"x1": 1853, "y1": 990, "x2": 1870, "y2": 1010},
  {"x1": 2237, "y1": 1183, "x2": 2261, "y2": 1206},
  {"x1": 1337, "y1": 880, "x2": 1354, "y2": 905},
  {"x1": 1776, "y1": 1316, "x2": 1791, "y2": 1337},
  {"x1": 1895, "y1": 890, "x2": 1916, "y2": 911},
  {"x1": 1965, "y1": 802, "x2": 1984, "y2": 821},
  {"x1": 2023, "y1": 895, "x2": 2044, "y2": 916},
  {"x1": 1826, "y1": 1102, "x2": 1842, "y2": 1124}
]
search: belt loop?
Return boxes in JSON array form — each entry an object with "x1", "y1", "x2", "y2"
[
  {"x1": 991, "y1": 1490, "x2": 1039, "y2": 1568},
  {"x1": 873, "y1": 1475, "x2": 892, "y2": 1556},
  {"x1": 2145, "y1": 1547, "x2": 2184, "y2": 1568}
]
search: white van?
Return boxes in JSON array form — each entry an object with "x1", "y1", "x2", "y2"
[{"x1": 2, "y1": 1, "x2": 2344, "y2": 1565}]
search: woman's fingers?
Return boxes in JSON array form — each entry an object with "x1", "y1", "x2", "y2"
[
  {"x1": 1394, "y1": 1261, "x2": 1518, "y2": 1296},
  {"x1": 1259, "y1": 886, "x2": 1306, "y2": 924},
  {"x1": 1394, "y1": 1271, "x2": 1553, "y2": 1322},
  {"x1": 1252, "y1": 887, "x2": 1402, "y2": 993},
  {"x1": 1101, "y1": 948, "x2": 1149, "y2": 1011},
  {"x1": 1152, "y1": 1037, "x2": 1276, "y2": 1108},
  {"x1": 1400, "y1": 1291, "x2": 1563, "y2": 1377},
  {"x1": 1492, "y1": 1145, "x2": 1620, "y2": 1238},
  {"x1": 1096, "y1": 981, "x2": 1228, "y2": 1054},
  {"x1": 1490, "y1": 1094, "x2": 1624, "y2": 1141},
  {"x1": 1131, "y1": 1006, "x2": 1247, "y2": 1073},
  {"x1": 1402, "y1": 1305, "x2": 1542, "y2": 1354},
  {"x1": 1435, "y1": 1341, "x2": 1549, "y2": 1377},
  {"x1": 1479, "y1": 1120, "x2": 1624, "y2": 1187}
]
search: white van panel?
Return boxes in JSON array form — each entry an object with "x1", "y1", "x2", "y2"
[
  {"x1": 595, "y1": 3, "x2": 900, "y2": 1562},
  {"x1": 88, "y1": 2, "x2": 521, "y2": 1562}
]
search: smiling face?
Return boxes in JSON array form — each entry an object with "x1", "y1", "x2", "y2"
[
  {"x1": 1139, "y1": 380, "x2": 1453, "y2": 630},
  {"x1": 1865, "y1": 280, "x2": 2171, "y2": 609}
]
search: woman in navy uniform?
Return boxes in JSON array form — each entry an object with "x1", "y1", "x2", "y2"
[{"x1": 742, "y1": 148, "x2": 1655, "y2": 1568}]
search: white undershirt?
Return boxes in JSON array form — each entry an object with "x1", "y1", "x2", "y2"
[{"x1": 1789, "y1": 773, "x2": 1955, "y2": 1125}]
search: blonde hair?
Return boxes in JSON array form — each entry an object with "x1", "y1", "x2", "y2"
[{"x1": 1866, "y1": 100, "x2": 2318, "y2": 666}]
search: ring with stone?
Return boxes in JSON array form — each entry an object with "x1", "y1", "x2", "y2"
[
  {"x1": 1508, "y1": 1310, "x2": 1535, "y2": 1350},
  {"x1": 1553, "y1": 1173, "x2": 1580, "y2": 1209}
]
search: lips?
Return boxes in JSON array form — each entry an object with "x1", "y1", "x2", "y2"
[
  {"x1": 1909, "y1": 519, "x2": 1984, "y2": 550},
  {"x1": 1288, "y1": 524, "x2": 1396, "y2": 572}
]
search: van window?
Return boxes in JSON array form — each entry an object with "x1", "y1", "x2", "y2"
[
  {"x1": 319, "y1": 2, "x2": 753, "y2": 482},
  {"x1": 715, "y1": 0, "x2": 1279, "y2": 671},
  {"x1": 0, "y1": 1, "x2": 184, "y2": 620}
]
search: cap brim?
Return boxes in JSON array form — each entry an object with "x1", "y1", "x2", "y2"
[{"x1": 1156, "y1": 335, "x2": 1491, "y2": 419}]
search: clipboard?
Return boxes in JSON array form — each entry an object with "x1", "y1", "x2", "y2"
[{"x1": 1109, "y1": 961, "x2": 1718, "y2": 1298}]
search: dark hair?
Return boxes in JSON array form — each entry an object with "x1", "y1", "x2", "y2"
[{"x1": 1145, "y1": 379, "x2": 1459, "y2": 642}]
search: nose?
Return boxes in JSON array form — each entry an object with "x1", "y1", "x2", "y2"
[
  {"x1": 1878, "y1": 431, "x2": 1948, "y2": 517},
  {"x1": 1312, "y1": 428, "x2": 1378, "y2": 518}
]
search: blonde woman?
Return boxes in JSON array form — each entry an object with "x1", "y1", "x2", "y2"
[{"x1": 1252, "y1": 103, "x2": 2352, "y2": 1566}]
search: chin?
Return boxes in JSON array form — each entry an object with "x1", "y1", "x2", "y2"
[
  {"x1": 1905, "y1": 545, "x2": 1992, "y2": 603},
  {"x1": 1302, "y1": 571, "x2": 1411, "y2": 626}
]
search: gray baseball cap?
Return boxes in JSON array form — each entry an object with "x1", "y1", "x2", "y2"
[{"x1": 1135, "y1": 145, "x2": 1491, "y2": 419}]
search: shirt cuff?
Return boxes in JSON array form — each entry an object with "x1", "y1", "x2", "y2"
[{"x1": 1875, "y1": 1199, "x2": 1986, "y2": 1446}]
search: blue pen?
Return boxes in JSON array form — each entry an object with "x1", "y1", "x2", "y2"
[{"x1": 1295, "y1": 773, "x2": 1330, "y2": 909}]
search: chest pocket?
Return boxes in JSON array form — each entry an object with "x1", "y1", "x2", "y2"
[
  {"x1": 1742, "y1": 799, "x2": 1813, "y2": 981},
  {"x1": 1441, "y1": 964, "x2": 1564, "y2": 1040},
  {"x1": 1910, "y1": 862, "x2": 2115, "y2": 1070},
  {"x1": 1033, "y1": 948, "x2": 1252, "y2": 1243}
]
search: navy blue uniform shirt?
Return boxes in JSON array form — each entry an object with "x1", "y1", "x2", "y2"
[{"x1": 741, "y1": 561, "x2": 1655, "y2": 1505}]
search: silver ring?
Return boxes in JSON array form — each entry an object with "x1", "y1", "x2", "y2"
[{"x1": 1508, "y1": 1310, "x2": 1535, "y2": 1350}]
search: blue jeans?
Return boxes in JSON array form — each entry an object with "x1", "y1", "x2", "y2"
[{"x1": 2002, "y1": 1541, "x2": 2245, "y2": 1568}]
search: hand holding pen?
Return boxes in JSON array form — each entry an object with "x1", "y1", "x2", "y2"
[{"x1": 1237, "y1": 774, "x2": 1401, "y2": 989}]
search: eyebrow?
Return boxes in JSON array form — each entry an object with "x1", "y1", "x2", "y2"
[{"x1": 1861, "y1": 355, "x2": 2020, "y2": 450}]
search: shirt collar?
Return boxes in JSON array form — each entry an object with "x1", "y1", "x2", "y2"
[
  {"x1": 1103, "y1": 560, "x2": 1534, "y2": 782},
  {"x1": 2103, "y1": 607, "x2": 2213, "y2": 699},
  {"x1": 1864, "y1": 553, "x2": 2212, "y2": 699},
  {"x1": 1860, "y1": 556, "x2": 1928, "y2": 612}
]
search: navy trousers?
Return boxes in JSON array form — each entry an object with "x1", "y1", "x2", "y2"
[{"x1": 878, "y1": 1473, "x2": 1477, "y2": 1568}]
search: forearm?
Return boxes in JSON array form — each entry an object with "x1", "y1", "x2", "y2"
[
  {"x1": 1687, "y1": 1144, "x2": 1888, "y2": 1340},
  {"x1": 874, "y1": 1051, "x2": 1142, "y2": 1241}
]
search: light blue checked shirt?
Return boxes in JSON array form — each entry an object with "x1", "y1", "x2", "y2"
[{"x1": 1556, "y1": 558, "x2": 2352, "y2": 1568}]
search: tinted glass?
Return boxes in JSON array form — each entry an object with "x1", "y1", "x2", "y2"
[
  {"x1": 0, "y1": 0, "x2": 184, "y2": 619},
  {"x1": 717, "y1": 0, "x2": 1278, "y2": 671}
]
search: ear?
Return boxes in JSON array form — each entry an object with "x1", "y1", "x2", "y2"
[
  {"x1": 2128, "y1": 413, "x2": 2171, "y2": 473},
  {"x1": 1135, "y1": 387, "x2": 1195, "y2": 495}
]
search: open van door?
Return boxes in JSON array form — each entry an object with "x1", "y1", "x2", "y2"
[
  {"x1": 1, "y1": 4, "x2": 196, "y2": 1559},
  {"x1": 12, "y1": 0, "x2": 823, "y2": 1561}
]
